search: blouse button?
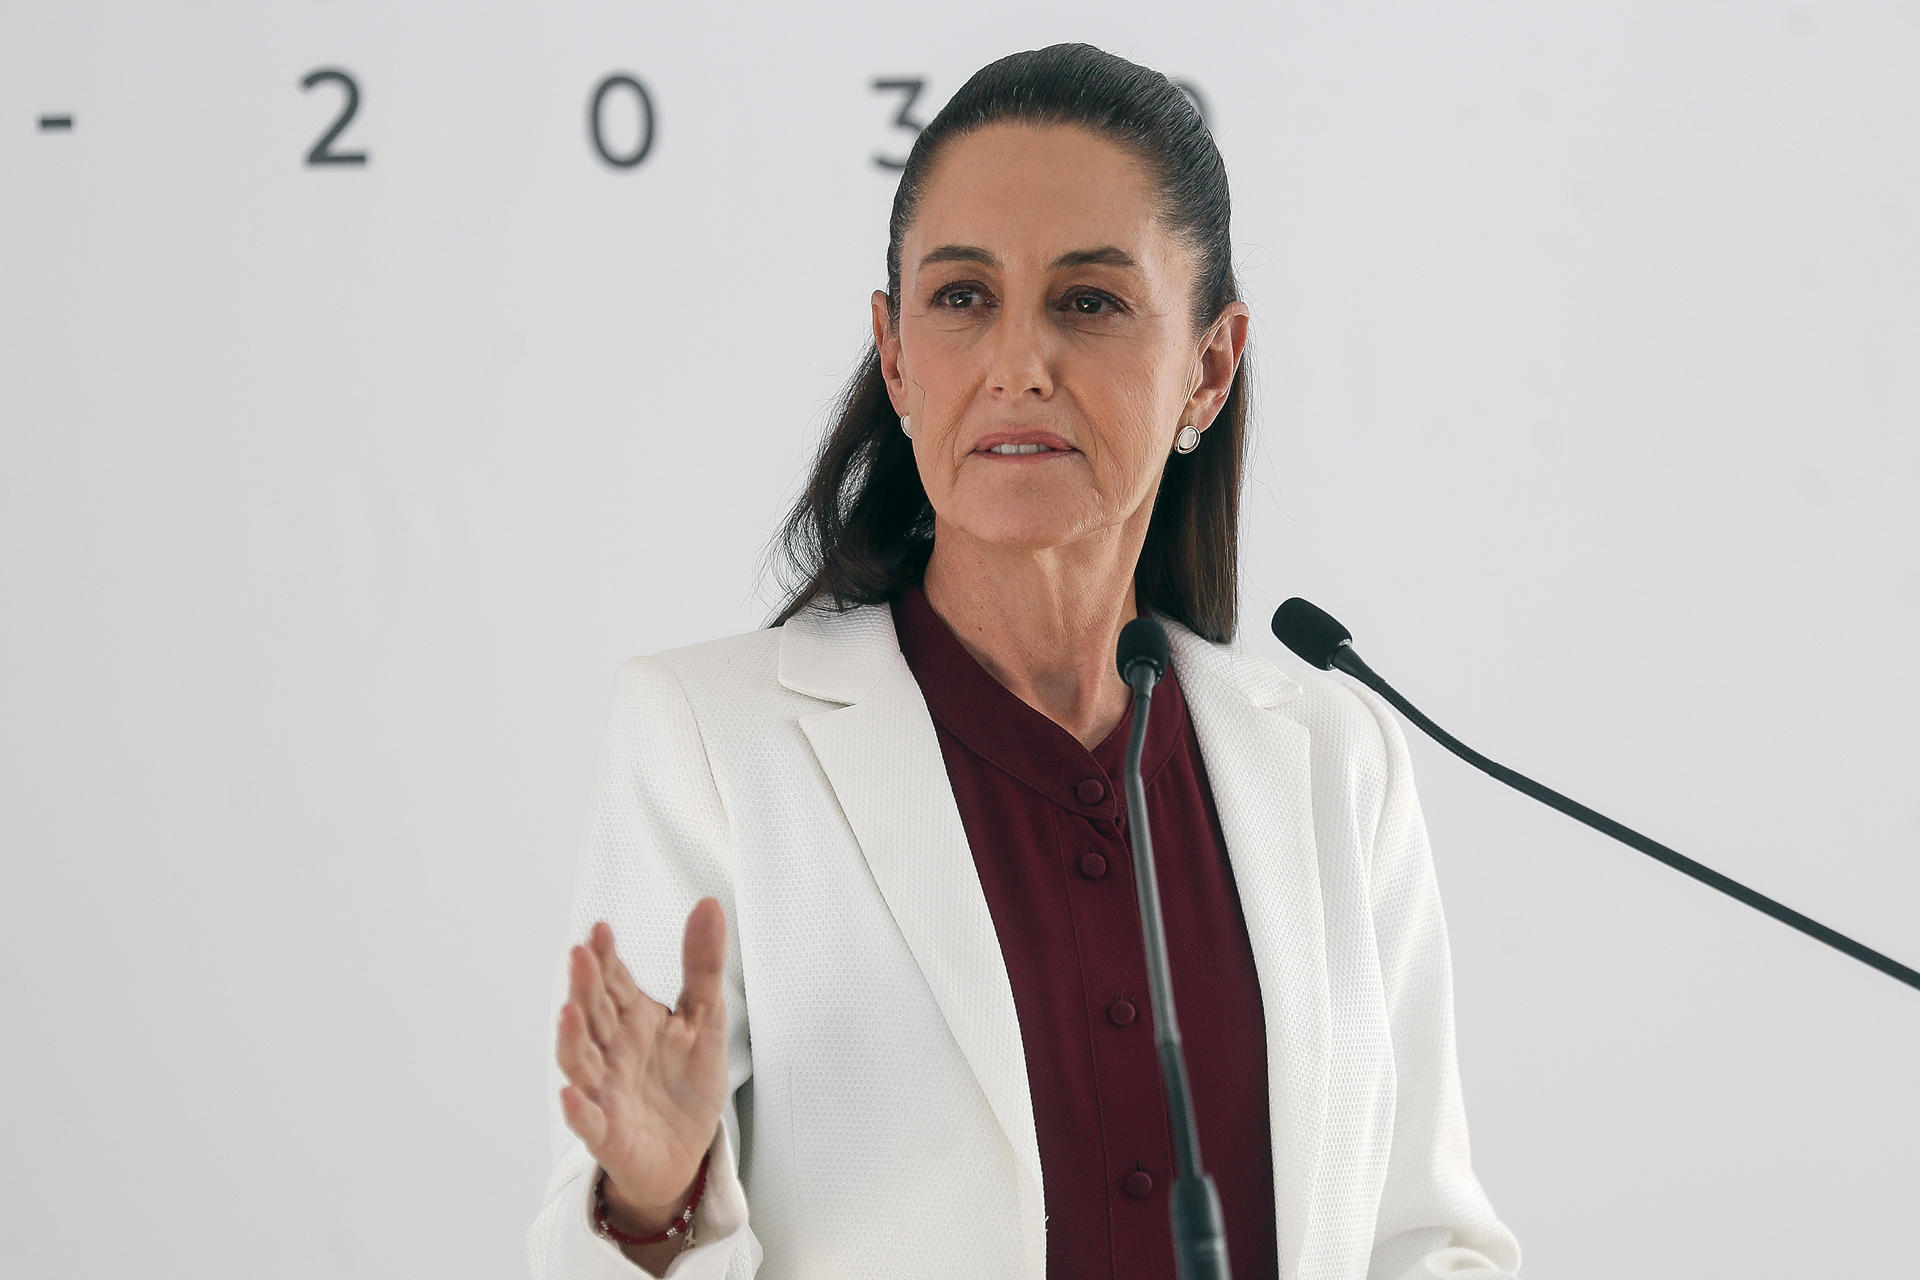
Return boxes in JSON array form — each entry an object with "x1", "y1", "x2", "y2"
[
  {"x1": 1074, "y1": 777, "x2": 1106, "y2": 805},
  {"x1": 1124, "y1": 1169, "x2": 1154, "y2": 1199},
  {"x1": 1107, "y1": 998, "x2": 1137, "y2": 1026},
  {"x1": 1078, "y1": 851, "x2": 1108, "y2": 879}
]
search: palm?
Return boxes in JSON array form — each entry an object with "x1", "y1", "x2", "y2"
[{"x1": 596, "y1": 991, "x2": 726, "y2": 1182}]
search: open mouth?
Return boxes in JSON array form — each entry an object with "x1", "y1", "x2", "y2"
[{"x1": 982, "y1": 443, "x2": 1067, "y2": 455}]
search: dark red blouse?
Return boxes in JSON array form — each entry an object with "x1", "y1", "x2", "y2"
[{"x1": 890, "y1": 584, "x2": 1278, "y2": 1280}]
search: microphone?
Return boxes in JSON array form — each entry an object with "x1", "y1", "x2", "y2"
[
  {"x1": 1114, "y1": 616, "x2": 1231, "y2": 1280},
  {"x1": 1271, "y1": 597, "x2": 1920, "y2": 994},
  {"x1": 1117, "y1": 616, "x2": 1171, "y2": 691}
]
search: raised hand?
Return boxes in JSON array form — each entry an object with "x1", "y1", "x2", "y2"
[{"x1": 555, "y1": 897, "x2": 731, "y2": 1227}]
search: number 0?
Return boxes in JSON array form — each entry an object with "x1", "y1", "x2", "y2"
[{"x1": 589, "y1": 74, "x2": 656, "y2": 169}]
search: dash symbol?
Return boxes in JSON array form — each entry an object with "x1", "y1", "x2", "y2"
[{"x1": 38, "y1": 114, "x2": 74, "y2": 131}]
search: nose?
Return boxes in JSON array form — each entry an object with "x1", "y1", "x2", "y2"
[{"x1": 983, "y1": 296, "x2": 1056, "y2": 400}]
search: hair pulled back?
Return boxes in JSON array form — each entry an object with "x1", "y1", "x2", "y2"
[{"x1": 767, "y1": 42, "x2": 1249, "y2": 642}]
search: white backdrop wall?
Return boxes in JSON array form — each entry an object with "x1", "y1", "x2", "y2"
[{"x1": 3, "y1": 3, "x2": 1916, "y2": 1277}]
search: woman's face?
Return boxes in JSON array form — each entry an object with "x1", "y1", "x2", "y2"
[{"x1": 873, "y1": 122, "x2": 1248, "y2": 557}]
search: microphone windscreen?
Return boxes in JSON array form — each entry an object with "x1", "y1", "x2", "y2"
[
  {"x1": 1270, "y1": 598, "x2": 1352, "y2": 669},
  {"x1": 1116, "y1": 616, "x2": 1171, "y2": 682}
]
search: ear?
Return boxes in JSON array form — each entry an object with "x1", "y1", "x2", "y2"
[
  {"x1": 871, "y1": 289, "x2": 909, "y2": 416},
  {"x1": 1181, "y1": 302, "x2": 1251, "y2": 433}
]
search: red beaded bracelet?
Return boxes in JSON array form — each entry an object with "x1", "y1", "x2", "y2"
[{"x1": 593, "y1": 1151, "x2": 712, "y2": 1248}]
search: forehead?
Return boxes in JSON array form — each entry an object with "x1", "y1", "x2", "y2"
[{"x1": 908, "y1": 122, "x2": 1177, "y2": 278}]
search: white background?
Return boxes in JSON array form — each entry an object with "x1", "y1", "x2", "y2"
[{"x1": 3, "y1": 3, "x2": 1916, "y2": 1276}]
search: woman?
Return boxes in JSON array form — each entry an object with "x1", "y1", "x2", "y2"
[{"x1": 528, "y1": 43, "x2": 1523, "y2": 1280}]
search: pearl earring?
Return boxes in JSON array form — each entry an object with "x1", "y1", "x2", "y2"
[
  {"x1": 1173, "y1": 423, "x2": 1200, "y2": 454},
  {"x1": 901, "y1": 414, "x2": 913, "y2": 439}
]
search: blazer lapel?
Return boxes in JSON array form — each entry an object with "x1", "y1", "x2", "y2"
[
  {"x1": 1166, "y1": 621, "x2": 1331, "y2": 1279},
  {"x1": 780, "y1": 603, "x2": 1048, "y2": 1258}
]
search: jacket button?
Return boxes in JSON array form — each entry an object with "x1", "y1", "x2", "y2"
[
  {"x1": 1074, "y1": 777, "x2": 1106, "y2": 805},
  {"x1": 1124, "y1": 1169, "x2": 1154, "y2": 1198},
  {"x1": 1078, "y1": 851, "x2": 1107, "y2": 879},
  {"x1": 1108, "y1": 999, "x2": 1137, "y2": 1026}
]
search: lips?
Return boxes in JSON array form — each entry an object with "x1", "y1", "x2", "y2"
[{"x1": 972, "y1": 430, "x2": 1075, "y2": 454}]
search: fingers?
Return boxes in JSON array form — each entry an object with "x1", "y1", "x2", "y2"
[
  {"x1": 560, "y1": 907, "x2": 725, "y2": 1058},
  {"x1": 559, "y1": 1083, "x2": 607, "y2": 1149},
  {"x1": 569, "y1": 942, "x2": 623, "y2": 1046},
  {"x1": 676, "y1": 897, "x2": 729, "y2": 1029},
  {"x1": 555, "y1": 1001, "x2": 607, "y2": 1095},
  {"x1": 592, "y1": 921, "x2": 649, "y2": 1015}
]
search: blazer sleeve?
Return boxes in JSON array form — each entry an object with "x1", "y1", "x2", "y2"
[
  {"x1": 1353, "y1": 685, "x2": 1526, "y2": 1280},
  {"x1": 526, "y1": 656, "x2": 763, "y2": 1280}
]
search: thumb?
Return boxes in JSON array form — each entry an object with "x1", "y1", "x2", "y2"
[{"x1": 676, "y1": 897, "x2": 728, "y2": 1029}]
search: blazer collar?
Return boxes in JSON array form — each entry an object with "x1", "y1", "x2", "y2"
[
  {"x1": 780, "y1": 599, "x2": 1329, "y2": 1278},
  {"x1": 776, "y1": 601, "x2": 905, "y2": 705}
]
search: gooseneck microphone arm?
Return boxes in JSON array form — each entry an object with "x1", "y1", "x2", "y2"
[
  {"x1": 1116, "y1": 617, "x2": 1230, "y2": 1280},
  {"x1": 1271, "y1": 597, "x2": 1920, "y2": 994}
]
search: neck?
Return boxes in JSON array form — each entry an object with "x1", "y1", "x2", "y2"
[{"x1": 920, "y1": 522, "x2": 1144, "y2": 751}]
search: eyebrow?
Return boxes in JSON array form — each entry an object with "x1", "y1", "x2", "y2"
[{"x1": 917, "y1": 244, "x2": 1140, "y2": 272}]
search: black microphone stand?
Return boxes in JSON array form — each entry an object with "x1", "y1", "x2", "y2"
[
  {"x1": 1272, "y1": 597, "x2": 1920, "y2": 994},
  {"x1": 1119, "y1": 620, "x2": 1231, "y2": 1279}
]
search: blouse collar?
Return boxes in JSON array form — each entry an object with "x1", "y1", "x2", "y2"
[{"x1": 889, "y1": 581, "x2": 1188, "y2": 821}]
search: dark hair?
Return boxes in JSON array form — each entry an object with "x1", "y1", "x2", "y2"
[{"x1": 766, "y1": 42, "x2": 1249, "y2": 641}]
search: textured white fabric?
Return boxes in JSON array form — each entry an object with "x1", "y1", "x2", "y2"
[{"x1": 525, "y1": 601, "x2": 1524, "y2": 1279}]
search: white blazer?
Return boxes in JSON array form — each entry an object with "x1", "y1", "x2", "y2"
[{"x1": 526, "y1": 601, "x2": 1524, "y2": 1279}]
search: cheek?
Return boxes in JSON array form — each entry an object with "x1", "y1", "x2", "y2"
[
  {"x1": 900, "y1": 321, "x2": 966, "y2": 389},
  {"x1": 1089, "y1": 363, "x2": 1177, "y2": 461}
]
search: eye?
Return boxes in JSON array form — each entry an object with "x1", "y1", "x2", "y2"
[
  {"x1": 1064, "y1": 289, "x2": 1124, "y2": 316},
  {"x1": 934, "y1": 282, "x2": 988, "y2": 309}
]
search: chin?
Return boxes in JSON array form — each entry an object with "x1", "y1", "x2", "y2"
[{"x1": 949, "y1": 498, "x2": 1100, "y2": 551}]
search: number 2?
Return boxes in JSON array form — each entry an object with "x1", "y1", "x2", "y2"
[{"x1": 300, "y1": 68, "x2": 367, "y2": 166}]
